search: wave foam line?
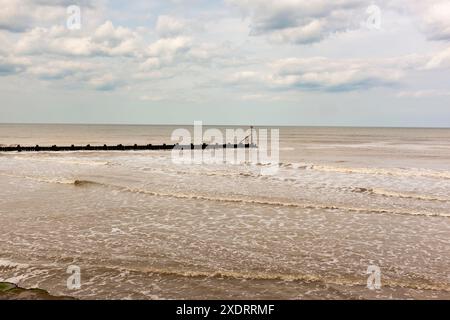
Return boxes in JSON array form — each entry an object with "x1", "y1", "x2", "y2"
[
  {"x1": 116, "y1": 186, "x2": 450, "y2": 217},
  {"x1": 10, "y1": 156, "x2": 110, "y2": 166},
  {"x1": 2, "y1": 173, "x2": 448, "y2": 217},
  {"x1": 0, "y1": 259, "x2": 30, "y2": 271},
  {"x1": 166, "y1": 163, "x2": 450, "y2": 183},
  {"x1": 352, "y1": 187, "x2": 450, "y2": 202},
  {"x1": 123, "y1": 187, "x2": 450, "y2": 217},
  {"x1": 311, "y1": 165, "x2": 450, "y2": 180},
  {"x1": 108, "y1": 265, "x2": 450, "y2": 293}
]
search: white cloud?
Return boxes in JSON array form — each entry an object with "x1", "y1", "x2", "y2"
[
  {"x1": 262, "y1": 49, "x2": 450, "y2": 93},
  {"x1": 15, "y1": 26, "x2": 93, "y2": 56},
  {"x1": 15, "y1": 21, "x2": 142, "y2": 57},
  {"x1": 226, "y1": 71, "x2": 264, "y2": 85},
  {"x1": 419, "y1": 1, "x2": 450, "y2": 41},
  {"x1": 424, "y1": 47, "x2": 450, "y2": 70},
  {"x1": 156, "y1": 15, "x2": 186, "y2": 38},
  {"x1": 1, "y1": 0, "x2": 450, "y2": 101},
  {"x1": 218, "y1": 50, "x2": 446, "y2": 93},
  {"x1": 0, "y1": 0, "x2": 61, "y2": 32},
  {"x1": 93, "y1": 21, "x2": 142, "y2": 56},
  {"x1": 140, "y1": 39, "x2": 242, "y2": 74},
  {"x1": 141, "y1": 36, "x2": 192, "y2": 70},
  {"x1": 147, "y1": 36, "x2": 192, "y2": 57},
  {"x1": 226, "y1": 53, "x2": 434, "y2": 93}
]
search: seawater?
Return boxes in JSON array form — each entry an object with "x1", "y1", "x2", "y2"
[{"x1": 0, "y1": 124, "x2": 449, "y2": 299}]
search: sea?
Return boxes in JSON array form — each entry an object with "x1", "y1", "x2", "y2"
[{"x1": 0, "y1": 124, "x2": 449, "y2": 299}]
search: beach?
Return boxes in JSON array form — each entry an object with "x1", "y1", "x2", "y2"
[{"x1": 0, "y1": 124, "x2": 449, "y2": 299}]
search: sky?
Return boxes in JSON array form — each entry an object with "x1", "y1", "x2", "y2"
[{"x1": 0, "y1": 0, "x2": 450, "y2": 126}]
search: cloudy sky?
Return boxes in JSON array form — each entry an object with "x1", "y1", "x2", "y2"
[{"x1": 0, "y1": 0, "x2": 450, "y2": 126}]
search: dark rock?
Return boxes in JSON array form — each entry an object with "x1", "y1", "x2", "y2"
[{"x1": 0, "y1": 282, "x2": 75, "y2": 300}]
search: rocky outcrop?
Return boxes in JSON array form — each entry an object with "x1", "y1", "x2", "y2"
[{"x1": 0, "y1": 282, "x2": 75, "y2": 300}]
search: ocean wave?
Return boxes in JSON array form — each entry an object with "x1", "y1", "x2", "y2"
[
  {"x1": 140, "y1": 160, "x2": 450, "y2": 182},
  {"x1": 109, "y1": 185, "x2": 450, "y2": 217},
  {"x1": 0, "y1": 259, "x2": 29, "y2": 272},
  {"x1": 113, "y1": 186, "x2": 448, "y2": 217},
  {"x1": 352, "y1": 187, "x2": 450, "y2": 202},
  {"x1": 251, "y1": 162, "x2": 450, "y2": 180},
  {"x1": 268, "y1": 162, "x2": 450, "y2": 180},
  {"x1": 10, "y1": 156, "x2": 110, "y2": 166},
  {"x1": 0, "y1": 173, "x2": 103, "y2": 187},
  {"x1": 3, "y1": 173, "x2": 449, "y2": 217},
  {"x1": 73, "y1": 179, "x2": 103, "y2": 187},
  {"x1": 310, "y1": 164, "x2": 450, "y2": 180},
  {"x1": 3, "y1": 256, "x2": 449, "y2": 295},
  {"x1": 103, "y1": 265, "x2": 450, "y2": 293}
]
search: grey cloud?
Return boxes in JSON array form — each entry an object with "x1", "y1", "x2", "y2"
[
  {"x1": 225, "y1": 56, "x2": 417, "y2": 93},
  {"x1": 0, "y1": 56, "x2": 29, "y2": 75},
  {"x1": 227, "y1": 0, "x2": 365, "y2": 44},
  {"x1": 28, "y1": 60, "x2": 95, "y2": 80},
  {"x1": 228, "y1": 0, "x2": 450, "y2": 45}
]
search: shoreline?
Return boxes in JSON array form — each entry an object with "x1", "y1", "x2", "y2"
[{"x1": 0, "y1": 282, "x2": 75, "y2": 300}]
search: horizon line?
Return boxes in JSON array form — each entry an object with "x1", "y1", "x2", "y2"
[{"x1": 0, "y1": 122, "x2": 449, "y2": 129}]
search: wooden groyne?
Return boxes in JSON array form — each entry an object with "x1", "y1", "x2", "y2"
[{"x1": 0, "y1": 143, "x2": 257, "y2": 152}]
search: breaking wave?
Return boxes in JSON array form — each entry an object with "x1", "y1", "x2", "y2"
[
  {"x1": 3, "y1": 173, "x2": 449, "y2": 218},
  {"x1": 103, "y1": 265, "x2": 450, "y2": 293},
  {"x1": 275, "y1": 162, "x2": 450, "y2": 180},
  {"x1": 170, "y1": 162, "x2": 450, "y2": 182},
  {"x1": 0, "y1": 259, "x2": 29, "y2": 272},
  {"x1": 0, "y1": 173, "x2": 102, "y2": 187}
]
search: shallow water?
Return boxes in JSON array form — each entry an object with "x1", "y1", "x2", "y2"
[{"x1": 0, "y1": 124, "x2": 449, "y2": 299}]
